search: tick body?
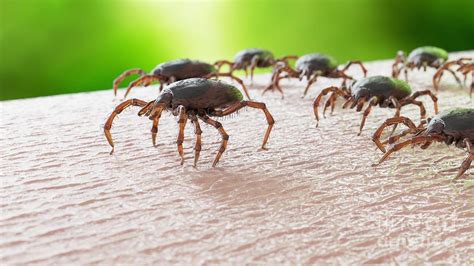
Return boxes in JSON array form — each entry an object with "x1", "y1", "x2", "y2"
[
  {"x1": 215, "y1": 48, "x2": 297, "y2": 82},
  {"x1": 392, "y1": 46, "x2": 472, "y2": 94},
  {"x1": 313, "y1": 76, "x2": 438, "y2": 135},
  {"x1": 373, "y1": 108, "x2": 474, "y2": 179},
  {"x1": 264, "y1": 53, "x2": 367, "y2": 98},
  {"x1": 104, "y1": 78, "x2": 274, "y2": 167},
  {"x1": 113, "y1": 59, "x2": 251, "y2": 100}
]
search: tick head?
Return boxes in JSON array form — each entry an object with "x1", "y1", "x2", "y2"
[
  {"x1": 353, "y1": 86, "x2": 369, "y2": 102},
  {"x1": 426, "y1": 117, "x2": 445, "y2": 134}
]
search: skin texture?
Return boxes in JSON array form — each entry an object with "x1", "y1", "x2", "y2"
[
  {"x1": 373, "y1": 108, "x2": 474, "y2": 179},
  {"x1": 104, "y1": 78, "x2": 274, "y2": 167},
  {"x1": 295, "y1": 53, "x2": 338, "y2": 75}
]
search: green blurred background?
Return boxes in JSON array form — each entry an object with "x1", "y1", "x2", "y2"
[{"x1": 1, "y1": 0, "x2": 473, "y2": 100}]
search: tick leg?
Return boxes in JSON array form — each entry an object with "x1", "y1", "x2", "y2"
[
  {"x1": 372, "y1": 135, "x2": 444, "y2": 166},
  {"x1": 198, "y1": 115, "x2": 229, "y2": 167},
  {"x1": 150, "y1": 109, "x2": 163, "y2": 147},
  {"x1": 392, "y1": 51, "x2": 406, "y2": 78},
  {"x1": 405, "y1": 90, "x2": 438, "y2": 114},
  {"x1": 124, "y1": 75, "x2": 159, "y2": 99},
  {"x1": 455, "y1": 138, "x2": 473, "y2": 179},
  {"x1": 249, "y1": 55, "x2": 260, "y2": 83},
  {"x1": 104, "y1": 98, "x2": 150, "y2": 155},
  {"x1": 340, "y1": 60, "x2": 368, "y2": 77},
  {"x1": 113, "y1": 68, "x2": 146, "y2": 96},
  {"x1": 206, "y1": 72, "x2": 251, "y2": 100},
  {"x1": 190, "y1": 116, "x2": 202, "y2": 167},
  {"x1": 313, "y1": 86, "x2": 349, "y2": 126},
  {"x1": 358, "y1": 96, "x2": 379, "y2": 136},
  {"x1": 176, "y1": 106, "x2": 188, "y2": 165},
  {"x1": 211, "y1": 101, "x2": 275, "y2": 149},
  {"x1": 214, "y1": 60, "x2": 234, "y2": 73},
  {"x1": 322, "y1": 92, "x2": 336, "y2": 117},
  {"x1": 302, "y1": 74, "x2": 319, "y2": 98},
  {"x1": 372, "y1": 116, "x2": 418, "y2": 153}
]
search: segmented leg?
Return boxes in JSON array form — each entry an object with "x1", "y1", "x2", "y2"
[
  {"x1": 150, "y1": 109, "x2": 163, "y2": 147},
  {"x1": 372, "y1": 116, "x2": 418, "y2": 153},
  {"x1": 198, "y1": 115, "x2": 229, "y2": 167},
  {"x1": 342, "y1": 97, "x2": 353, "y2": 109},
  {"x1": 211, "y1": 101, "x2": 275, "y2": 149},
  {"x1": 388, "y1": 96, "x2": 402, "y2": 135},
  {"x1": 303, "y1": 74, "x2": 319, "y2": 98},
  {"x1": 262, "y1": 73, "x2": 289, "y2": 98},
  {"x1": 214, "y1": 60, "x2": 234, "y2": 73},
  {"x1": 400, "y1": 98, "x2": 427, "y2": 120},
  {"x1": 358, "y1": 96, "x2": 379, "y2": 136},
  {"x1": 339, "y1": 60, "x2": 368, "y2": 77},
  {"x1": 408, "y1": 90, "x2": 438, "y2": 114},
  {"x1": 205, "y1": 72, "x2": 251, "y2": 100},
  {"x1": 249, "y1": 55, "x2": 260, "y2": 82},
  {"x1": 354, "y1": 97, "x2": 366, "y2": 112},
  {"x1": 104, "y1": 98, "x2": 150, "y2": 155},
  {"x1": 176, "y1": 106, "x2": 188, "y2": 165},
  {"x1": 190, "y1": 115, "x2": 202, "y2": 167},
  {"x1": 113, "y1": 68, "x2": 146, "y2": 96},
  {"x1": 313, "y1": 86, "x2": 349, "y2": 125},
  {"x1": 433, "y1": 58, "x2": 471, "y2": 90},
  {"x1": 123, "y1": 75, "x2": 159, "y2": 99},
  {"x1": 455, "y1": 138, "x2": 473, "y2": 179},
  {"x1": 262, "y1": 63, "x2": 299, "y2": 98},
  {"x1": 392, "y1": 51, "x2": 406, "y2": 78},
  {"x1": 372, "y1": 134, "x2": 445, "y2": 166},
  {"x1": 322, "y1": 92, "x2": 336, "y2": 117}
]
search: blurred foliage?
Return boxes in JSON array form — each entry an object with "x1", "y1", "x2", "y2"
[{"x1": 0, "y1": 0, "x2": 473, "y2": 100}]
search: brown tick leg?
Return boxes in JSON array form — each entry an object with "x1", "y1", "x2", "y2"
[
  {"x1": 249, "y1": 55, "x2": 260, "y2": 83},
  {"x1": 405, "y1": 90, "x2": 438, "y2": 114},
  {"x1": 313, "y1": 86, "x2": 348, "y2": 126},
  {"x1": 372, "y1": 116, "x2": 418, "y2": 153},
  {"x1": 150, "y1": 109, "x2": 163, "y2": 147},
  {"x1": 358, "y1": 96, "x2": 379, "y2": 136},
  {"x1": 190, "y1": 115, "x2": 202, "y2": 167},
  {"x1": 302, "y1": 73, "x2": 319, "y2": 98},
  {"x1": 124, "y1": 75, "x2": 159, "y2": 99},
  {"x1": 104, "y1": 99, "x2": 149, "y2": 155},
  {"x1": 176, "y1": 106, "x2": 188, "y2": 165},
  {"x1": 211, "y1": 101, "x2": 275, "y2": 149},
  {"x1": 372, "y1": 135, "x2": 443, "y2": 166},
  {"x1": 455, "y1": 138, "x2": 473, "y2": 179},
  {"x1": 113, "y1": 68, "x2": 146, "y2": 96},
  {"x1": 214, "y1": 60, "x2": 234, "y2": 73},
  {"x1": 340, "y1": 60, "x2": 368, "y2": 77},
  {"x1": 198, "y1": 115, "x2": 229, "y2": 167}
]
